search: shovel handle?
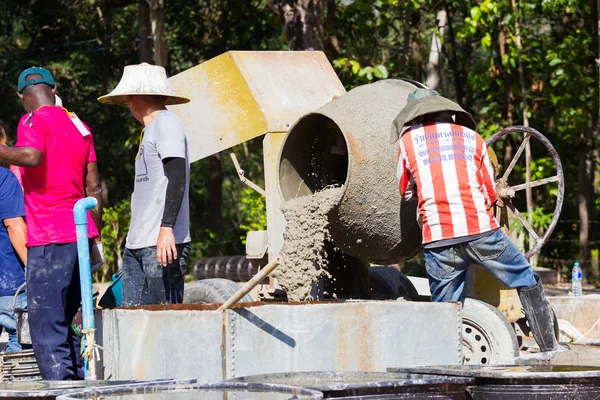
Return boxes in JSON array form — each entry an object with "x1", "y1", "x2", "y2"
[{"x1": 218, "y1": 260, "x2": 280, "y2": 311}]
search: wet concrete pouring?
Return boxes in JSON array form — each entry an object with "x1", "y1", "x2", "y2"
[{"x1": 274, "y1": 186, "x2": 345, "y2": 301}]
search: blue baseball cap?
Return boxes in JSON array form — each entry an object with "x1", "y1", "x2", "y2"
[{"x1": 17, "y1": 67, "x2": 56, "y2": 93}]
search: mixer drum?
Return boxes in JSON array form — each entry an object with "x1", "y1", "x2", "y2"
[{"x1": 277, "y1": 79, "x2": 423, "y2": 265}]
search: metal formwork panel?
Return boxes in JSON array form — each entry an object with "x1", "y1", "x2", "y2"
[
  {"x1": 102, "y1": 309, "x2": 223, "y2": 381},
  {"x1": 102, "y1": 302, "x2": 461, "y2": 382},
  {"x1": 224, "y1": 301, "x2": 462, "y2": 379}
]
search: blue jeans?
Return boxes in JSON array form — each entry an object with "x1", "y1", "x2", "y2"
[
  {"x1": 27, "y1": 242, "x2": 84, "y2": 380},
  {"x1": 0, "y1": 292, "x2": 27, "y2": 353},
  {"x1": 424, "y1": 229, "x2": 536, "y2": 302},
  {"x1": 122, "y1": 243, "x2": 190, "y2": 306}
]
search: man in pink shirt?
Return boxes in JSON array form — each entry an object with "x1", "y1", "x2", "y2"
[{"x1": 0, "y1": 67, "x2": 102, "y2": 379}]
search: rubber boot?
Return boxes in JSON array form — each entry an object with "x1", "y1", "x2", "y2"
[{"x1": 518, "y1": 275, "x2": 560, "y2": 352}]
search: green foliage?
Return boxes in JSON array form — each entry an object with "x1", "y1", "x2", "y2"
[
  {"x1": 96, "y1": 200, "x2": 131, "y2": 283},
  {"x1": 510, "y1": 208, "x2": 553, "y2": 237},
  {"x1": 238, "y1": 188, "x2": 267, "y2": 244},
  {"x1": 0, "y1": 0, "x2": 597, "y2": 278},
  {"x1": 333, "y1": 58, "x2": 389, "y2": 85},
  {"x1": 328, "y1": 0, "x2": 432, "y2": 89}
]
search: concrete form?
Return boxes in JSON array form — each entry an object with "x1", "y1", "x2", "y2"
[
  {"x1": 549, "y1": 296, "x2": 600, "y2": 343},
  {"x1": 101, "y1": 301, "x2": 462, "y2": 382}
]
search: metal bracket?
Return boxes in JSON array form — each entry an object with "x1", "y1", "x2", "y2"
[{"x1": 229, "y1": 152, "x2": 266, "y2": 197}]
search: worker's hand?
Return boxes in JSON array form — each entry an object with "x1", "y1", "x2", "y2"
[
  {"x1": 90, "y1": 240, "x2": 104, "y2": 273},
  {"x1": 157, "y1": 227, "x2": 177, "y2": 267}
]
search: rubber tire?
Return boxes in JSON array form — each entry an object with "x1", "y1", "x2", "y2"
[
  {"x1": 368, "y1": 266, "x2": 420, "y2": 300},
  {"x1": 183, "y1": 278, "x2": 254, "y2": 304},
  {"x1": 462, "y1": 298, "x2": 520, "y2": 365}
]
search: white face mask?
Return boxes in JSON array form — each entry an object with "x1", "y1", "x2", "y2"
[{"x1": 55, "y1": 94, "x2": 63, "y2": 107}]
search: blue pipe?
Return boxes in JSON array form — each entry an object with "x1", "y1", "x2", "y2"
[{"x1": 74, "y1": 197, "x2": 98, "y2": 380}]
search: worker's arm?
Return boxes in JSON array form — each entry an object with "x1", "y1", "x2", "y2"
[
  {"x1": 155, "y1": 115, "x2": 188, "y2": 267},
  {"x1": 397, "y1": 141, "x2": 414, "y2": 201},
  {"x1": 4, "y1": 217, "x2": 27, "y2": 266},
  {"x1": 11, "y1": 112, "x2": 46, "y2": 167},
  {"x1": 84, "y1": 161, "x2": 103, "y2": 237},
  {"x1": 0, "y1": 172, "x2": 27, "y2": 266},
  {"x1": 0, "y1": 146, "x2": 42, "y2": 167},
  {"x1": 480, "y1": 144, "x2": 497, "y2": 207},
  {"x1": 156, "y1": 157, "x2": 186, "y2": 266}
]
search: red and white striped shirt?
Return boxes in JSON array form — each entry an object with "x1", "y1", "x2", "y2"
[{"x1": 397, "y1": 122, "x2": 498, "y2": 244}]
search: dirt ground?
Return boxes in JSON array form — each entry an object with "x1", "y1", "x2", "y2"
[{"x1": 544, "y1": 282, "x2": 599, "y2": 297}]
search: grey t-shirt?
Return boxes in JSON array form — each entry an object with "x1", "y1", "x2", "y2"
[{"x1": 126, "y1": 110, "x2": 191, "y2": 249}]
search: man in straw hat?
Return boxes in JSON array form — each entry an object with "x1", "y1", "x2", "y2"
[
  {"x1": 391, "y1": 88, "x2": 561, "y2": 353},
  {"x1": 99, "y1": 63, "x2": 191, "y2": 306},
  {"x1": 0, "y1": 67, "x2": 103, "y2": 379}
]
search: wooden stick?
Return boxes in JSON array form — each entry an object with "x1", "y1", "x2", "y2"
[{"x1": 218, "y1": 260, "x2": 280, "y2": 311}]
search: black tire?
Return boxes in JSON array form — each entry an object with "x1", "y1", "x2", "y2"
[
  {"x1": 462, "y1": 298, "x2": 520, "y2": 365},
  {"x1": 368, "y1": 266, "x2": 419, "y2": 300},
  {"x1": 183, "y1": 278, "x2": 254, "y2": 304}
]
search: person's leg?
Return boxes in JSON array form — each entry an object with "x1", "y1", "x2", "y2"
[
  {"x1": 27, "y1": 243, "x2": 81, "y2": 380},
  {"x1": 424, "y1": 246, "x2": 469, "y2": 302},
  {"x1": 122, "y1": 248, "x2": 145, "y2": 306},
  {"x1": 164, "y1": 243, "x2": 190, "y2": 304},
  {"x1": 0, "y1": 292, "x2": 27, "y2": 353},
  {"x1": 518, "y1": 274, "x2": 560, "y2": 351},
  {"x1": 464, "y1": 229, "x2": 536, "y2": 288},
  {"x1": 465, "y1": 229, "x2": 559, "y2": 352},
  {"x1": 138, "y1": 247, "x2": 167, "y2": 305},
  {"x1": 65, "y1": 260, "x2": 83, "y2": 378}
]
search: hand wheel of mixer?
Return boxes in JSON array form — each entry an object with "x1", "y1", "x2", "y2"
[{"x1": 485, "y1": 126, "x2": 565, "y2": 260}]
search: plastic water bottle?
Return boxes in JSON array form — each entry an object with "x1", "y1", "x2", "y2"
[{"x1": 572, "y1": 261, "x2": 582, "y2": 297}]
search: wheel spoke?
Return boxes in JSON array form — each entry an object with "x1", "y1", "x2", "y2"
[
  {"x1": 501, "y1": 134, "x2": 530, "y2": 181},
  {"x1": 506, "y1": 201, "x2": 540, "y2": 242},
  {"x1": 510, "y1": 175, "x2": 559, "y2": 192}
]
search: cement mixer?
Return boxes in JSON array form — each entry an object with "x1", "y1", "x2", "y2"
[
  {"x1": 278, "y1": 79, "x2": 423, "y2": 265},
  {"x1": 165, "y1": 51, "x2": 565, "y2": 364}
]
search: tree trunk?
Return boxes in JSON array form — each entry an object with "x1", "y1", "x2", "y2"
[
  {"x1": 497, "y1": 22, "x2": 523, "y2": 247},
  {"x1": 138, "y1": 0, "x2": 153, "y2": 63},
  {"x1": 426, "y1": 10, "x2": 446, "y2": 90},
  {"x1": 209, "y1": 154, "x2": 223, "y2": 233},
  {"x1": 270, "y1": 0, "x2": 325, "y2": 50},
  {"x1": 411, "y1": 11, "x2": 422, "y2": 82},
  {"x1": 592, "y1": 0, "x2": 600, "y2": 280},
  {"x1": 398, "y1": 0, "x2": 412, "y2": 73},
  {"x1": 101, "y1": 3, "x2": 114, "y2": 203},
  {"x1": 444, "y1": 2, "x2": 464, "y2": 105},
  {"x1": 578, "y1": 136, "x2": 591, "y2": 279},
  {"x1": 593, "y1": 147, "x2": 600, "y2": 279},
  {"x1": 151, "y1": 0, "x2": 167, "y2": 68},
  {"x1": 325, "y1": 0, "x2": 340, "y2": 56},
  {"x1": 511, "y1": 0, "x2": 536, "y2": 265}
]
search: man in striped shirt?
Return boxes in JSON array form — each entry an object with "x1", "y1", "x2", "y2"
[{"x1": 391, "y1": 89, "x2": 560, "y2": 353}]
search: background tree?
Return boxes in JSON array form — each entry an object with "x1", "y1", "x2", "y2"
[
  {"x1": 0, "y1": 0, "x2": 597, "y2": 285},
  {"x1": 270, "y1": 0, "x2": 325, "y2": 50}
]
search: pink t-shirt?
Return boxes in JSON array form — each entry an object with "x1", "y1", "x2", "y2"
[
  {"x1": 9, "y1": 165, "x2": 22, "y2": 189},
  {"x1": 16, "y1": 106, "x2": 99, "y2": 247}
]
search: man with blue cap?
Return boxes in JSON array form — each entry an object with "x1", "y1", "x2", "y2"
[
  {"x1": 0, "y1": 67, "x2": 103, "y2": 379},
  {"x1": 392, "y1": 88, "x2": 561, "y2": 353}
]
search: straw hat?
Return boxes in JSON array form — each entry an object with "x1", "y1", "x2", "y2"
[
  {"x1": 390, "y1": 89, "x2": 476, "y2": 143},
  {"x1": 98, "y1": 63, "x2": 190, "y2": 106}
]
